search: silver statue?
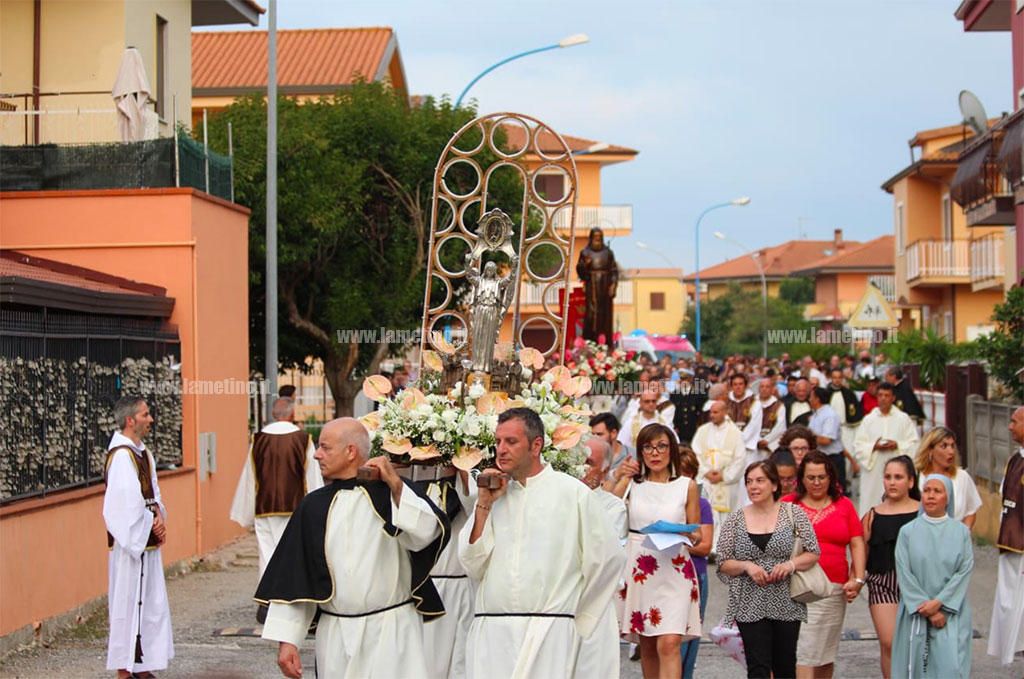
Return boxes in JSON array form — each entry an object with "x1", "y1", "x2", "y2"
[{"x1": 464, "y1": 253, "x2": 518, "y2": 374}]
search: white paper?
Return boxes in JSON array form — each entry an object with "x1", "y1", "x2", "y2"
[{"x1": 643, "y1": 533, "x2": 693, "y2": 553}]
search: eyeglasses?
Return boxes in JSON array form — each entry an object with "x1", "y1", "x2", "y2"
[
  {"x1": 789, "y1": 444, "x2": 810, "y2": 451},
  {"x1": 642, "y1": 443, "x2": 670, "y2": 454},
  {"x1": 804, "y1": 474, "x2": 830, "y2": 484}
]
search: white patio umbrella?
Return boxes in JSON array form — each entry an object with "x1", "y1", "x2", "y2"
[{"x1": 112, "y1": 47, "x2": 158, "y2": 141}]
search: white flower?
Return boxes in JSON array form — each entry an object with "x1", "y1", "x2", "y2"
[
  {"x1": 539, "y1": 412, "x2": 561, "y2": 433},
  {"x1": 441, "y1": 409, "x2": 458, "y2": 424},
  {"x1": 432, "y1": 429, "x2": 447, "y2": 442},
  {"x1": 468, "y1": 382, "x2": 486, "y2": 400},
  {"x1": 541, "y1": 372, "x2": 555, "y2": 384},
  {"x1": 461, "y1": 418, "x2": 482, "y2": 437}
]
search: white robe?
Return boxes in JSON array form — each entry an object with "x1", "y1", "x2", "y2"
[
  {"x1": 853, "y1": 407, "x2": 920, "y2": 516},
  {"x1": 458, "y1": 464, "x2": 625, "y2": 679},
  {"x1": 738, "y1": 397, "x2": 785, "y2": 506},
  {"x1": 692, "y1": 420, "x2": 745, "y2": 550},
  {"x1": 575, "y1": 489, "x2": 628, "y2": 679},
  {"x1": 617, "y1": 409, "x2": 677, "y2": 449},
  {"x1": 424, "y1": 477, "x2": 477, "y2": 679},
  {"x1": 989, "y1": 449, "x2": 1024, "y2": 666},
  {"x1": 229, "y1": 421, "x2": 322, "y2": 577},
  {"x1": 261, "y1": 484, "x2": 443, "y2": 679},
  {"x1": 103, "y1": 432, "x2": 174, "y2": 673}
]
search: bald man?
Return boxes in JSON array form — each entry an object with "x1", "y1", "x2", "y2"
[
  {"x1": 256, "y1": 418, "x2": 450, "y2": 679},
  {"x1": 691, "y1": 401, "x2": 746, "y2": 552}
]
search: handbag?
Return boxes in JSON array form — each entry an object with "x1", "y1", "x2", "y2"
[{"x1": 785, "y1": 503, "x2": 832, "y2": 603}]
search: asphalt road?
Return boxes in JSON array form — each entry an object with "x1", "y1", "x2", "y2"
[{"x1": 1, "y1": 532, "x2": 1019, "y2": 679}]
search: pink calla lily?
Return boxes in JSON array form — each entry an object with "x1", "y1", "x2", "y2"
[
  {"x1": 422, "y1": 350, "x2": 443, "y2": 373},
  {"x1": 453, "y1": 447, "x2": 483, "y2": 471},
  {"x1": 381, "y1": 436, "x2": 413, "y2": 455},
  {"x1": 362, "y1": 374, "x2": 393, "y2": 401}
]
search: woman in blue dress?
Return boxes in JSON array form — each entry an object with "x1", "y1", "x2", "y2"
[{"x1": 891, "y1": 474, "x2": 973, "y2": 678}]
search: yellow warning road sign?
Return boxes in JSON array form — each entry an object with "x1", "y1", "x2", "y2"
[{"x1": 848, "y1": 284, "x2": 899, "y2": 328}]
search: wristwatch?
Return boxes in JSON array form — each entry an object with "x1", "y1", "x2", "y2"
[{"x1": 854, "y1": 577, "x2": 866, "y2": 585}]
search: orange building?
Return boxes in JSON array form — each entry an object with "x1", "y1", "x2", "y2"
[
  {"x1": 496, "y1": 125, "x2": 638, "y2": 351},
  {"x1": 684, "y1": 229, "x2": 857, "y2": 303},
  {"x1": 881, "y1": 123, "x2": 1011, "y2": 341},
  {"x1": 0, "y1": 0, "x2": 257, "y2": 650},
  {"x1": 191, "y1": 27, "x2": 408, "y2": 127},
  {"x1": 792, "y1": 235, "x2": 896, "y2": 325}
]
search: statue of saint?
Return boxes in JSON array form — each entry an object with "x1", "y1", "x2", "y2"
[
  {"x1": 575, "y1": 227, "x2": 618, "y2": 345},
  {"x1": 464, "y1": 254, "x2": 518, "y2": 373}
]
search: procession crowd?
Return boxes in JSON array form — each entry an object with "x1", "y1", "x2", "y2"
[{"x1": 99, "y1": 350, "x2": 1024, "y2": 679}]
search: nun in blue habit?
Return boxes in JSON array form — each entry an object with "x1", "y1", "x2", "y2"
[{"x1": 891, "y1": 473, "x2": 974, "y2": 678}]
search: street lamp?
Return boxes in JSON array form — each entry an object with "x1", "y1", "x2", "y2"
[
  {"x1": 636, "y1": 241, "x2": 687, "y2": 336},
  {"x1": 454, "y1": 34, "x2": 590, "y2": 109},
  {"x1": 694, "y1": 197, "x2": 750, "y2": 352},
  {"x1": 715, "y1": 231, "x2": 768, "y2": 358}
]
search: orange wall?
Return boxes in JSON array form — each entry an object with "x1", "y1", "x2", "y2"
[
  {"x1": 836, "y1": 272, "x2": 871, "y2": 302},
  {"x1": 0, "y1": 188, "x2": 250, "y2": 636}
]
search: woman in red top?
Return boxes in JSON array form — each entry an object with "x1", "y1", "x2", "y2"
[{"x1": 783, "y1": 451, "x2": 866, "y2": 679}]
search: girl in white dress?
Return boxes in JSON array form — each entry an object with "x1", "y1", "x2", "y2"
[{"x1": 610, "y1": 423, "x2": 703, "y2": 679}]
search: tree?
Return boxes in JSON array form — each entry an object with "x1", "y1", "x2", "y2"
[
  {"x1": 205, "y1": 83, "x2": 522, "y2": 415},
  {"x1": 778, "y1": 276, "x2": 815, "y2": 304},
  {"x1": 976, "y1": 285, "x2": 1024, "y2": 402}
]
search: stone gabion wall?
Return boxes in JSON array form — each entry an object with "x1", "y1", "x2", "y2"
[{"x1": 0, "y1": 354, "x2": 182, "y2": 500}]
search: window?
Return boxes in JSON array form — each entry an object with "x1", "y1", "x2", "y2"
[
  {"x1": 650, "y1": 292, "x2": 665, "y2": 310},
  {"x1": 943, "y1": 311, "x2": 953, "y2": 339},
  {"x1": 156, "y1": 15, "x2": 168, "y2": 120},
  {"x1": 941, "y1": 194, "x2": 952, "y2": 241},
  {"x1": 896, "y1": 202, "x2": 904, "y2": 253},
  {"x1": 534, "y1": 174, "x2": 565, "y2": 202}
]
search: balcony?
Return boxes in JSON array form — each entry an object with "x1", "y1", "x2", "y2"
[
  {"x1": 518, "y1": 281, "x2": 633, "y2": 307},
  {"x1": 969, "y1": 233, "x2": 1005, "y2": 291},
  {"x1": 904, "y1": 239, "x2": 970, "y2": 285},
  {"x1": 867, "y1": 274, "x2": 896, "y2": 302},
  {"x1": 550, "y1": 205, "x2": 633, "y2": 233},
  {"x1": 952, "y1": 134, "x2": 1015, "y2": 226}
]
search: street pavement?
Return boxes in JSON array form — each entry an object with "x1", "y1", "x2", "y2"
[{"x1": 1, "y1": 532, "x2": 1020, "y2": 679}]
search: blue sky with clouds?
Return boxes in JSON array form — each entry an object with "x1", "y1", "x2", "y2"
[{"x1": 222, "y1": 0, "x2": 1012, "y2": 272}]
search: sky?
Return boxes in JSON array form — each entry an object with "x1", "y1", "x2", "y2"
[{"x1": 215, "y1": 0, "x2": 1012, "y2": 273}]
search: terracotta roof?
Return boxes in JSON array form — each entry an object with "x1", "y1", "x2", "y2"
[
  {"x1": 790, "y1": 235, "x2": 894, "y2": 275},
  {"x1": 501, "y1": 123, "x2": 636, "y2": 156},
  {"x1": 0, "y1": 251, "x2": 174, "y2": 316},
  {"x1": 683, "y1": 238, "x2": 861, "y2": 282},
  {"x1": 192, "y1": 28, "x2": 399, "y2": 93}
]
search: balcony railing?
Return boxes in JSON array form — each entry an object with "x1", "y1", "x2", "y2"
[
  {"x1": 952, "y1": 136, "x2": 1015, "y2": 226},
  {"x1": 551, "y1": 205, "x2": 633, "y2": 231},
  {"x1": 970, "y1": 234, "x2": 1005, "y2": 284},
  {"x1": 0, "y1": 107, "x2": 121, "y2": 146},
  {"x1": 904, "y1": 239, "x2": 969, "y2": 282},
  {"x1": 518, "y1": 281, "x2": 634, "y2": 307},
  {"x1": 867, "y1": 274, "x2": 896, "y2": 302}
]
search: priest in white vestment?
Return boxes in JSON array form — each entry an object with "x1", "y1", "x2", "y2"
[
  {"x1": 230, "y1": 397, "x2": 322, "y2": 579},
  {"x1": 853, "y1": 383, "x2": 920, "y2": 516},
  {"x1": 103, "y1": 397, "x2": 173, "y2": 679},
  {"x1": 258, "y1": 418, "x2": 449, "y2": 679},
  {"x1": 577, "y1": 438, "x2": 628, "y2": 679},
  {"x1": 738, "y1": 379, "x2": 786, "y2": 506},
  {"x1": 691, "y1": 401, "x2": 746, "y2": 551},
  {"x1": 421, "y1": 470, "x2": 476, "y2": 679},
  {"x1": 989, "y1": 407, "x2": 1024, "y2": 667},
  {"x1": 460, "y1": 408, "x2": 625, "y2": 679},
  {"x1": 618, "y1": 391, "x2": 676, "y2": 449}
]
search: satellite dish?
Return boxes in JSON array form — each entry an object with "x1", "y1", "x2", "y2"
[{"x1": 958, "y1": 90, "x2": 988, "y2": 136}]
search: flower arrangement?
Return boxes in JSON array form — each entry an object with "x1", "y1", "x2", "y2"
[
  {"x1": 565, "y1": 339, "x2": 641, "y2": 386},
  {"x1": 358, "y1": 348, "x2": 595, "y2": 477}
]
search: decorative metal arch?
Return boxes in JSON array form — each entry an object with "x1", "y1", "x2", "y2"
[{"x1": 418, "y1": 112, "x2": 579, "y2": 367}]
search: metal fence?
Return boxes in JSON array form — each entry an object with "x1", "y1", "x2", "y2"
[
  {"x1": 0, "y1": 308, "x2": 183, "y2": 503},
  {"x1": 965, "y1": 394, "x2": 1016, "y2": 485}
]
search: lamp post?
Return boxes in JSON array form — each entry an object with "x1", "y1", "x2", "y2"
[
  {"x1": 454, "y1": 34, "x2": 589, "y2": 109},
  {"x1": 714, "y1": 231, "x2": 767, "y2": 358},
  {"x1": 636, "y1": 241, "x2": 686, "y2": 335},
  {"x1": 694, "y1": 197, "x2": 750, "y2": 352}
]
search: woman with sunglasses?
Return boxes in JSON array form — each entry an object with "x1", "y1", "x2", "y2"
[
  {"x1": 783, "y1": 451, "x2": 866, "y2": 679},
  {"x1": 610, "y1": 423, "x2": 702, "y2": 679}
]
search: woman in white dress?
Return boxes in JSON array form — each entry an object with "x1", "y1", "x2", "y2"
[
  {"x1": 610, "y1": 423, "x2": 703, "y2": 679},
  {"x1": 913, "y1": 427, "x2": 982, "y2": 532}
]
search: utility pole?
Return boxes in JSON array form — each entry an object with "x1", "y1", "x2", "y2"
[{"x1": 265, "y1": 0, "x2": 278, "y2": 418}]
